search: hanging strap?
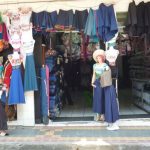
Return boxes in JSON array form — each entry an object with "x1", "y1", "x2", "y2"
[
  {"x1": 42, "y1": 44, "x2": 46, "y2": 66},
  {"x1": 69, "y1": 30, "x2": 72, "y2": 61}
]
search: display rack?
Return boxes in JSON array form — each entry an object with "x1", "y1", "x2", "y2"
[{"x1": 132, "y1": 78, "x2": 150, "y2": 113}]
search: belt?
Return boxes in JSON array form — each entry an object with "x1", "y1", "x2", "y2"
[
  {"x1": 12, "y1": 65, "x2": 20, "y2": 69},
  {"x1": 26, "y1": 52, "x2": 33, "y2": 56}
]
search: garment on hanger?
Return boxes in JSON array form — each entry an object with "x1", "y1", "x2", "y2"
[
  {"x1": 136, "y1": 1, "x2": 146, "y2": 36},
  {"x1": 2, "y1": 23, "x2": 9, "y2": 42},
  {"x1": 19, "y1": 7, "x2": 32, "y2": 27},
  {"x1": 9, "y1": 12, "x2": 20, "y2": 28},
  {"x1": 73, "y1": 9, "x2": 88, "y2": 31},
  {"x1": 38, "y1": 11, "x2": 52, "y2": 30},
  {"x1": 47, "y1": 11, "x2": 57, "y2": 30},
  {"x1": 20, "y1": 24, "x2": 33, "y2": 42},
  {"x1": 31, "y1": 11, "x2": 39, "y2": 29},
  {"x1": 3, "y1": 60, "x2": 12, "y2": 89},
  {"x1": 8, "y1": 52, "x2": 25, "y2": 105},
  {"x1": 145, "y1": 2, "x2": 150, "y2": 35},
  {"x1": 105, "y1": 46, "x2": 119, "y2": 66},
  {"x1": 125, "y1": 1, "x2": 137, "y2": 36},
  {"x1": 84, "y1": 8, "x2": 98, "y2": 43},
  {"x1": 8, "y1": 27, "x2": 21, "y2": 51},
  {"x1": 31, "y1": 11, "x2": 57, "y2": 32},
  {"x1": 21, "y1": 39, "x2": 38, "y2": 91},
  {"x1": 97, "y1": 3, "x2": 118, "y2": 42},
  {"x1": 55, "y1": 9, "x2": 74, "y2": 30}
]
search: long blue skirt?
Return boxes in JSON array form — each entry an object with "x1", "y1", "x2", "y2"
[
  {"x1": 8, "y1": 67, "x2": 25, "y2": 105},
  {"x1": 24, "y1": 54, "x2": 38, "y2": 91},
  {"x1": 41, "y1": 67, "x2": 49, "y2": 124},
  {"x1": 93, "y1": 79, "x2": 104, "y2": 114},
  {"x1": 104, "y1": 85, "x2": 119, "y2": 123}
]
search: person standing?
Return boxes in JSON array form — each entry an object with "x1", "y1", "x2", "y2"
[
  {"x1": 0, "y1": 73, "x2": 8, "y2": 136},
  {"x1": 91, "y1": 49, "x2": 119, "y2": 130}
]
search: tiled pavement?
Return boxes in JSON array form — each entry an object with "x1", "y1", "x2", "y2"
[
  {"x1": 1, "y1": 123, "x2": 150, "y2": 145},
  {"x1": 1, "y1": 121, "x2": 150, "y2": 150}
]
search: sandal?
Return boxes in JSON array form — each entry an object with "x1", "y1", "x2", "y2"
[{"x1": 99, "y1": 116, "x2": 105, "y2": 121}]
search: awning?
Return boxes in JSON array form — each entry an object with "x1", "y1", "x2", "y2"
[{"x1": 0, "y1": 0, "x2": 131, "y2": 12}]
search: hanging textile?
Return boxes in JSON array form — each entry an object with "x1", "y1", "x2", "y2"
[
  {"x1": 84, "y1": 8, "x2": 99, "y2": 43},
  {"x1": 97, "y1": 3, "x2": 118, "y2": 42},
  {"x1": 125, "y1": 1, "x2": 137, "y2": 36},
  {"x1": 73, "y1": 9, "x2": 88, "y2": 31},
  {"x1": 55, "y1": 9, "x2": 74, "y2": 30},
  {"x1": 19, "y1": 9, "x2": 38, "y2": 91},
  {"x1": 40, "y1": 67, "x2": 49, "y2": 124}
]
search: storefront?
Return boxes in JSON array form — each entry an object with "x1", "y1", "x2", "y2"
[{"x1": 0, "y1": 0, "x2": 149, "y2": 126}]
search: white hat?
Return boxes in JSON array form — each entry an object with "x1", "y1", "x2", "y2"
[{"x1": 93, "y1": 49, "x2": 105, "y2": 62}]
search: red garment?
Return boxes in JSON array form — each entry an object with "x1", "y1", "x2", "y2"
[
  {"x1": 3, "y1": 62, "x2": 12, "y2": 88},
  {"x1": 2, "y1": 23, "x2": 9, "y2": 42}
]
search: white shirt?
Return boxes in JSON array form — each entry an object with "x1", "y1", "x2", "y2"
[{"x1": 105, "y1": 47, "x2": 119, "y2": 64}]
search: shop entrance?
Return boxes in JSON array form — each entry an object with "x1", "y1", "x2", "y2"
[
  {"x1": 43, "y1": 32, "x2": 149, "y2": 122},
  {"x1": 55, "y1": 58, "x2": 148, "y2": 122}
]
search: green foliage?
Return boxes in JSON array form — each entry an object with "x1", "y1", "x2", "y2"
[{"x1": 83, "y1": 90, "x2": 93, "y2": 107}]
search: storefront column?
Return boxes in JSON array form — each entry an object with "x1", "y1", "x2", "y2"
[{"x1": 17, "y1": 92, "x2": 35, "y2": 126}]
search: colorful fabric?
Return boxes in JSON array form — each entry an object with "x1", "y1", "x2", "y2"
[
  {"x1": 84, "y1": 8, "x2": 99, "y2": 42},
  {"x1": 2, "y1": 23, "x2": 9, "y2": 42},
  {"x1": 0, "y1": 65, "x2": 4, "y2": 78}
]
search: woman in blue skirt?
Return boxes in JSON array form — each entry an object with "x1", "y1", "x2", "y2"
[{"x1": 91, "y1": 49, "x2": 119, "y2": 130}]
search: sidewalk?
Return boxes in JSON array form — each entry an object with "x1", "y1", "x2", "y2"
[{"x1": 1, "y1": 118, "x2": 150, "y2": 150}]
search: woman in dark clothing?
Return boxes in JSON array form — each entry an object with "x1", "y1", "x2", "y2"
[{"x1": 0, "y1": 78, "x2": 8, "y2": 136}]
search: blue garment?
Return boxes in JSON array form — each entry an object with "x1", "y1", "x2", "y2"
[
  {"x1": 31, "y1": 11, "x2": 54, "y2": 30},
  {"x1": 56, "y1": 9, "x2": 74, "y2": 28},
  {"x1": 8, "y1": 67, "x2": 25, "y2": 105},
  {"x1": 104, "y1": 85, "x2": 119, "y2": 123},
  {"x1": 31, "y1": 11, "x2": 39, "y2": 28},
  {"x1": 84, "y1": 8, "x2": 99, "y2": 42},
  {"x1": 49, "y1": 11, "x2": 58, "y2": 28},
  {"x1": 0, "y1": 65, "x2": 4, "y2": 78},
  {"x1": 73, "y1": 9, "x2": 88, "y2": 31},
  {"x1": 93, "y1": 79, "x2": 104, "y2": 114},
  {"x1": 24, "y1": 54, "x2": 38, "y2": 91},
  {"x1": 37, "y1": 11, "x2": 47, "y2": 29},
  {"x1": 97, "y1": 3, "x2": 118, "y2": 42},
  {"x1": 41, "y1": 67, "x2": 48, "y2": 120},
  {"x1": 45, "y1": 57, "x2": 56, "y2": 72}
]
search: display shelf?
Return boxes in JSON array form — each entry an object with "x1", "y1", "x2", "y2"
[{"x1": 132, "y1": 79, "x2": 150, "y2": 113}]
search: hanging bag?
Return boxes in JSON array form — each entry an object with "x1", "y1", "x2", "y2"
[{"x1": 100, "y1": 69, "x2": 112, "y2": 87}]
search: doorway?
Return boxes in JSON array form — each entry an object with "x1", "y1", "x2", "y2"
[{"x1": 44, "y1": 32, "x2": 149, "y2": 122}]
